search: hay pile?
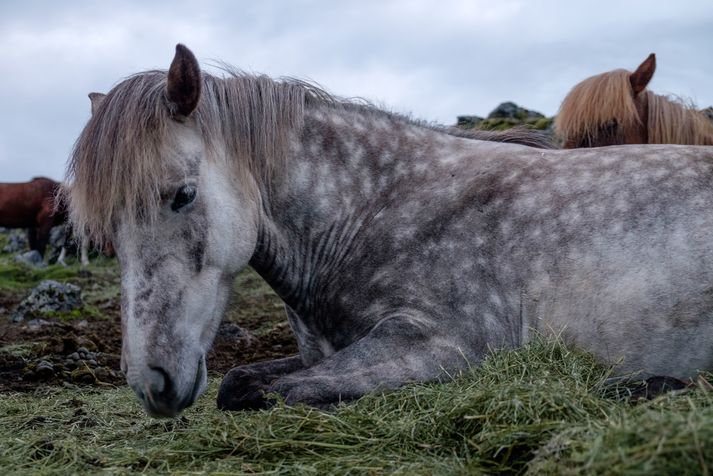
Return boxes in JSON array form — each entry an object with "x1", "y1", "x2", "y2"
[{"x1": 1, "y1": 338, "x2": 711, "y2": 475}]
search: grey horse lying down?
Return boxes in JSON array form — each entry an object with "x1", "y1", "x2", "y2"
[{"x1": 65, "y1": 44, "x2": 713, "y2": 417}]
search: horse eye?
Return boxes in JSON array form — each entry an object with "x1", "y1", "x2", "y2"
[
  {"x1": 171, "y1": 185, "x2": 197, "y2": 212},
  {"x1": 604, "y1": 119, "x2": 618, "y2": 131}
]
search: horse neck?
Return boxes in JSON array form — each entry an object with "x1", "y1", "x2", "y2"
[{"x1": 248, "y1": 105, "x2": 468, "y2": 313}]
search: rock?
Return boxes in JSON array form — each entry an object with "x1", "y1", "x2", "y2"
[
  {"x1": 46, "y1": 226, "x2": 67, "y2": 264},
  {"x1": 49, "y1": 226, "x2": 66, "y2": 249},
  {"x1": 456, "y1": 115, "x2": 483, "y2": 128},
  {"x1": 35, "y1": 360, "x2": 55, "y2": 380},
  {"x1": 68, "y1": 352, "x2": 80, "y2": 361},
  {"x1": 10, "y1": 280, "x2": 82, "y2": 323},
  {"x1": 487, "y1": 101, "x2": 545, "y2": 120},
  {"x1": 14, "y1": 250, "x2": 46, "y2": 268},
  {"x1": 2, "y1": 229, "x2": 28, "y2": 253},
  {"x1": 71, "y1": 367, "x2": 96, "y2": 384},
  {"x1": 26, "y1": 319, "x2": 54, "y2": 329}
]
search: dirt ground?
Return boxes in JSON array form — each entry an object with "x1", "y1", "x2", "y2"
[{"x1": 0, "y1": 252, "x2": 297, "y2": 393}]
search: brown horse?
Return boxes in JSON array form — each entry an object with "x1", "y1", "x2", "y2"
[
  {"x1": 555, "y1": 53, "x2": 713, "y2": 148},
  {"x1": 0, "y1": 177, "x2": 66, "y2": 257}
]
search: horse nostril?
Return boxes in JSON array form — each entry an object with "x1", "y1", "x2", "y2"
[{"x1": 147, "y1": 366, "x2": 173, "y2": 398}]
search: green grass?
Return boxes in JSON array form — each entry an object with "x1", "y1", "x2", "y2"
[{"x1": 1, "y1": 338, "x2": 711, "y2": 475}]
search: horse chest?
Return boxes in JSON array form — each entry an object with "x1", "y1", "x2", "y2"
[{"x1": 285, "y1": 305, "x2": 336, "y2": 366}]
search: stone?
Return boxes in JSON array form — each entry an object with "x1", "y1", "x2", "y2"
[
  {"x1": 487, "y1": 101, "x2": 544, "y2": 120},
  {"x1": 456, "y1": 115, "x2": 483, "y2": 128},
  {"x1": 35, "y1": 360, "x2": 55, "y2": 380},
  {"x1": 10, "y1": 280, "x2": 82, "y2": 323},
  {"x1": 14, "y1": 250, "x2": 46, "y2": 268},
  {"x1": 2, "y1": 229, "x2": 28, "y2": 253}
]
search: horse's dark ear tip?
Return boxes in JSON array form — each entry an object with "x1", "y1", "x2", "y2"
[{"x1": 174, "y1": 43, "x2": 194, "y2": 59}]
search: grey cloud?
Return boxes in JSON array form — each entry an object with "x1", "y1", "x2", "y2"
[{"x1": 1, "y1": 0, "x2": 711, "y2": 181}]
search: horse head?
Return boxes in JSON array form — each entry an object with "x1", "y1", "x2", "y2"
[{"x1": 68, "y1": 45, "x2": 261, "y2": 417}]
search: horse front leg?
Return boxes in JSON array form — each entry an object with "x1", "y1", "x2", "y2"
[
  {"x1": 80, "y1": 240, "x2": 89, "y2": 266},
  {"x1": 217, "y1": 355, "x2": 305, "y2": 410},
  {"x1": 217, "y1": 315, "x2": 475, "y2": 410},
  {"x1": 27, "y1": 228, "x2": 38, "y2": 252},
  {"x1": 57, "y1": 247, "x2": 68, "y2": 267}
]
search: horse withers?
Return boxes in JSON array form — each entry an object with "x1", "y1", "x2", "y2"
[
  {"x1": 0, "y1": 177, "x2": 66, "y2": 257},
  {"x1": 66, "y1": 44, "x2": 713, "y2": 418},
  {"x1": 555, "y1": 53, "x2": 713, "y2": 148}
]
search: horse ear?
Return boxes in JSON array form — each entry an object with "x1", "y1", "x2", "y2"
[
  {"x1": 630, "y1": 53, "x2": 656, "y2": 95},
  {"x1": 88, "y1": 92, "x2": 106, "y2": 115},
  {"x1": 166, "y1": 44, "x2": 201, "y2": 118}
]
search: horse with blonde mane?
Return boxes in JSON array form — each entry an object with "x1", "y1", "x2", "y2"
[
  {"x1": 555, "y1": 54, "x2": 713, "y2": 148},
  {"x1": 67, "y1": 45, "x2": 713, "y2": 418}
]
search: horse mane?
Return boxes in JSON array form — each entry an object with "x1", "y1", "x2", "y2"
[
  {"x1": 555, "y1": 68, "x2": 713, "y2": 146},
  {"x1": 554, "y1": 69, "x2": 640, "y2": 145},
  {"x1": 646, "y1": 91, "x2": 713, "y2": 145},
  {"x1": 66, "y1": 68, "x2": 552, "y2": 244}
]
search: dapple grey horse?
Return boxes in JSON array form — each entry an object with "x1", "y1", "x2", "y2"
[{"x1": 66, "y1": 44, "x2": 713, "y2": 418}]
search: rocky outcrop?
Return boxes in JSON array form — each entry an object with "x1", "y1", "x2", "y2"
[
  {"x1": 457, "y1": 101, "x2": 554, "y2": 132},
  {"x1": 489, "y1": 101, "x2": 544, "y2": 120},
  {"x1": 10, "y1": 280, "x2": 82, "y2": 323}
]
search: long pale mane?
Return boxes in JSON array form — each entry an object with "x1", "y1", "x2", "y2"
[
  {"x1": 646, "y1": 91, "x2": 713, "y2": 145},
  {"x1": 554, "y1": 69, "x2": 640, "y2": 144},
  {"x1": 66, "y1": 69, "x2": 552, "y2": 245}
]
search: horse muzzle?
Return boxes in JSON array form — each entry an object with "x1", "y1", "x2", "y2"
[{"x1": 127, "y1": 355, "x2": 207, "y2": 418}]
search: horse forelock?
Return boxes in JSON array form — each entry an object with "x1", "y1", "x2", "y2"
[
  {"x1": 555, "y1": 69, "x2": 641, "y2": 144},
  {"x1": 646, "y1": 91, "x2": 713, "y2": 145},
  {"x1": 65, "y1": 69, "x2": 312, "y2": 244}
]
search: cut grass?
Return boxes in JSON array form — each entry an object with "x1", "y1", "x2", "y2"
[{"x1": 1, "y1": 338, "x2": 711, "y2": 475}]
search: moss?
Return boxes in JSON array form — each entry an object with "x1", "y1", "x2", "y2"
[
  {"x1": 0, "y1": 343, "x2": 35, "y2": 358},
  {"x1": 477, "y1": 117, "x2": 523, "y2": 131},
  {"x1": 530, "y1": 117, "x2": 554, "y2": 130}
]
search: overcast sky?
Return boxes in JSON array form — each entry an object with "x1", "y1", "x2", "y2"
[{"x1": 1, "y1": 0, "x2": 712, "y2": 182}]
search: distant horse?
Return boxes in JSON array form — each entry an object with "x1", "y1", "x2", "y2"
[
  {"x1": 0, "y1": 177, "x2": 66, "y2": 256},
  {"x1": 67, "y1": 44, "x2": 713, "y2": 418},
  {"x1": 555, "y1": 53, "x2": 713, "y2": 148}
]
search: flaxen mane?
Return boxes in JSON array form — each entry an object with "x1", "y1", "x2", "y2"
[
  {"x1": 66, "y1": 69, "x2": 552, "y2": 245},
  {"x1": 556, "y1": 68, "x2": 713, "y2": 146},
  {"x1": 555, "y1": 69, "x2": 640, "y2": 145},
  {"x1": 646, "y1": 92, "x2": 713, "y2": 144}
]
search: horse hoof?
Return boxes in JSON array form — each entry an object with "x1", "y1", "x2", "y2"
[
  {"x1": 216, "y1": 367, "x2": 274, "y2": 411},
  {"x1": 630, "y1": 375, "x2": 688, "y2": 400}
]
